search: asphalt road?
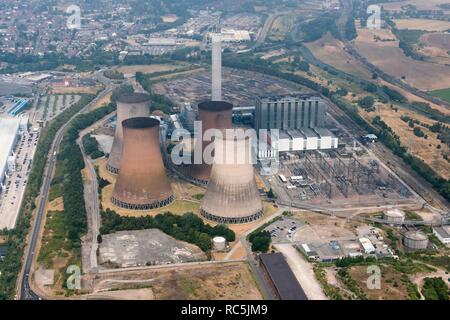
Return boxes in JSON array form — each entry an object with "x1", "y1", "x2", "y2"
[
  {"x1": 253, "y1": 11, "x2": 289, "y2": 50},
  {"x1": 77, "y1": 111, "x2": 116, "y2": 273},
  {"x1": 18, "y1": 71, "x2": 114, "y2": 300}
]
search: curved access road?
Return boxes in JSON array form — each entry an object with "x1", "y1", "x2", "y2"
[{"x1": 18, "y1": 71, "x2": 114, "y2": 300}]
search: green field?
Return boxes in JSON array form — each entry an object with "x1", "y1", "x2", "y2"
[{"x1": 429, "y1": 88, "x2": 450, "y2": 103}]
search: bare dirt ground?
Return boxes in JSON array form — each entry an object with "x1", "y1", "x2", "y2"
[
  {"x1": 419, "y1": 33, "x2": 450, "y2": 64},
  {"x1": 348, "y1": 265, "x2": 410, "y2": 300},
  {"x1": 355, "y1": 28, "x2": 450, "y2": 91},
  {"x1": 393, "y1": 19, "x2": 450, "y2": 31},
  {"x1": 116, "y1": 64, "x2": 180, "y2": 76},
  {"x1": 292, "y1": 212, "x2": 356, "y2": 243},
  {"x1": 86, "y1": 288, "x2": 155, "y2": 300},
  {"x1": 50, "y1": 85, "x2": 102, "y2": 94},
  {"x1": 359, "y1": 99, "x2": 450, "y2": 179},
  {"x1": 306, "y1": 33, "x2": 372, "y2": 80},
  {"x1": 46, "y1": 197, "x2": 64, "y2": 212},
  {"x1": 274, "y1": 243, "x2": 328, "y2": 300},
  {"x1": 83, "y1": 262, "x2": 262, "y2": 300},
  {"x1": 381, "y1": 0, "x2": 450, "y2": 11},
  {"x1": 420, "y1": 33, "x2": 450, "y2": 51}
]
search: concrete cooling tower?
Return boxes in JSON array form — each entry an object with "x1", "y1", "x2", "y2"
[
  {"x1": 200, "y1": 132, "x2": 263, "y2": 224},
  {"x1": 189, "y1": 101, "x2": 233, "y2": 183},
  {"x1": 111, "y1": 117, "x2": 174, "y2": 210},
  {"x1": 107, "y1": 93, "x2": 151, "y2": 174}
]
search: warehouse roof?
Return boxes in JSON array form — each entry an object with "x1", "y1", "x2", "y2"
[
  {"x1": 258, "y1": 93, "x2": 321, "y2": 102},
  {"x1": 314, "y1": 128, "x2": 333, "y2": 138},
  {"x1": 300, "y1": 128, "x2": 318, "y2": 138},
  {"x1": 259, "y1": 253, "x2": 307, "y2": 300},
  {"x1": 0, "y1": 116, "x2": 20, "y2": 179}
]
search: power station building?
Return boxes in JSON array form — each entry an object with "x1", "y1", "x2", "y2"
[
  {"x1": 255, "y1": 94, "x2": 326, "y2": 131},
  {"x1": 107, "y1": 93, "x2": 151, "y2": 174},
  {"x1": 0, "y1": 117, "x2": 21, "y2": 189},
  {"x1": 189, "y1": 101, "x2": 233, "y2": 183},
  {"x1": 200, "y1": 132, "x2": 263, "y2": 224},
  {"x1": 111, "y1": 117, "x2": 174, "y2": 210}
]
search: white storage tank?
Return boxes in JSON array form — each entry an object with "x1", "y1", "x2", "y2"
[
  {"x1": 384, "y1": 209, "x2": 405, "y2": 224},
  {"x1": 213, "y1": 236, "x2": 227, "y2": 251},
  {"x1": 403, "y1": 231, "x2": 428, "y2": 250}
]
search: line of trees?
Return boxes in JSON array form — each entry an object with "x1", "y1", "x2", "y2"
[
  {"x1": 100, "y1": 209, "x2": 235, "y2": 252},
  {"x1": 0, "y1": 94, "x2": 98, "y2": 299},
  {"x1": 37, "y1": 102, "x2": 117, "y2": 279},
  {"x1": 82, "y1": 134, "x2": 104, "y2": 159}
]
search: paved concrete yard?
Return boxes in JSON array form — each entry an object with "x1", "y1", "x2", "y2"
[{"x1": 99, "y1": 229, "x2": 206, "y2": 268}]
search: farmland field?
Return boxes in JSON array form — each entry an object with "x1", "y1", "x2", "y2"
[
  {"x1": 354, "y1": 28, "x2": 450, "y2": 91},
  {"x1": 420, "y1": 33, "x2": 450, "y2": 50},
  {"x1": 429, "y1": 88, "x2": 450, "y2": 103},
  {"x1": 393, "y1": 19, "x2": 450, "y2": 31},
  {"x1": 380, "y1": 0, "x2": 450, "y2": 11},
  {"x1": 305, "y1": 33, "x2": 372, "y2": 80}
]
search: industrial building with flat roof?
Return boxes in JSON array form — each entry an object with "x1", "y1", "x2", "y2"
[
  {"x1": 433, "y1": 226, "x2": 450, "y2": 245},
  {"x1": 0, "y1": 116, "x2": 21, "y2": 188},
  {"x1": 258, "y1": 253, "x2": 307, "y2": 300},
  {"x1": 255, "y1": 94, "x2": 326, "y2": 131},
  {"x1": 274, "y1": 128, "x2": 338, "y2": 153}
]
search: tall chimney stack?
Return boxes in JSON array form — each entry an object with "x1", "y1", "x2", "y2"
[{"x1": 211, "y1": 33, "x2": 222, "y2": 101}]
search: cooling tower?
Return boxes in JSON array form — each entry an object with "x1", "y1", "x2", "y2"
[
  {"x1": 106, "y1": 93, "x2": 151, "y2": 174},
  {"x1": 211, "y1": 33, "x2": 222, "y2": 101},
  {"x1": 200, "y1": 132, "x2": 263, "y2": 224},
  {"x1": 189, "y1": 101, "x2": 233, "y2": 183},
  {"x1": 111, "y1": 117, "x2": 174, "y2": 210}
]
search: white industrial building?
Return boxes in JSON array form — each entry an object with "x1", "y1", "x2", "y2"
[
  {"x1": 0, "y1": 117, "x2": 21, "y2": 189},
  {"x1": 275, "y1": 128, "x2": 338, "y2": 153},
  {"x1": 359, "y1": 237, "x2": 376, "y2": 254},
  {"x1": 433, "y1": 226, "x2": 450, "y2": 245}
]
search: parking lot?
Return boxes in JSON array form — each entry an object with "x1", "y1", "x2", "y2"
[
  {"x1": 264, "y1": 217, "x2": 304, "y2": 244},
  {"x1": 0, "y1": 128, "x2": 39, "y2": 229}
]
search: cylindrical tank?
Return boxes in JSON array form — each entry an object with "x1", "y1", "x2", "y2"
[
  {"x1": 200, "y1": 131, "x2": 263, "y2": 224},
  {"x1": 111, "y1": 117, "x2": 174, "y2": 210},
  {"x1": 212, "y1": 236, "x2": 226, "y2": 251},
  {"x1": 403, "y1": 231, "x2": 428, "y2": 250},
  {"x1": 384, "y1": 209, "x2": 405, "y2": 224},
  {"x1": 107, "y1": 93, "x2": 150, "y2": 174},
  {"x1": 189, "y1": 101, "x2": 233, "y2": 183}
]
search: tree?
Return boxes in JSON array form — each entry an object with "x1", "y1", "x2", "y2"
[
  {"x1": 251, "y1": 234, "x2": 271, "y2": 252},
  {"x1": 267, "y1": 188, "x2": 276, "y2": 199},
  {"x1": 358, "y1": 96, "x2": 375, "y2": 109},
  {"x1": 421, "y1": 277, "x2": 449, "y2": 300}
]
